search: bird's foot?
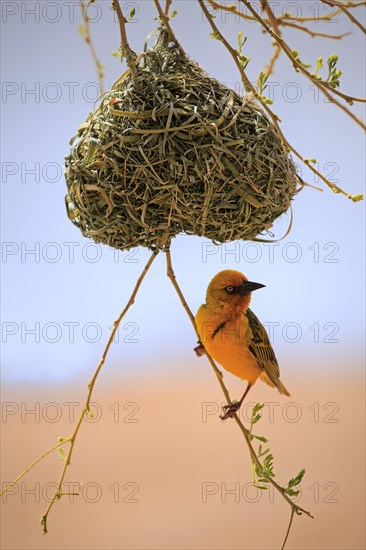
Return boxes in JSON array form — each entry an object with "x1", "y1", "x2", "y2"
[
  {"x1": 194, "y1": 341, "x2": 205, "y2": 357},
  {"x1": 220, "y1": 401, "x2": 241, "y2": 420}
]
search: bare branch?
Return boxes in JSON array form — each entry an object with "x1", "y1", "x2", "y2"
[
  {"x1": 279, "y1": 20, "x2": 351, "y2": 39},
  {"x1": 281, "y1": 509, "x2": 296, "y2": 550},
  {"x1": 238, "y1": 0, "x2": 366, "y2": 110},
  {"x1": 322, "y1": 0, "x2": 366, "y2": 33},
  {"x1": 40, "y1": 251, "x2": 158, "y2": 534},
  {"x1": 79, "y1": 0, "x2": 105, "y2": 93},
  {"x1": 264, "y1": 42, "x2": 281, "y2": 76},
  {"x1": 0, "y1": 438, "x2": 72, "y2": 498},
  {"x1": 164, "y1": 0, "x2": 172, "y2": 16}
]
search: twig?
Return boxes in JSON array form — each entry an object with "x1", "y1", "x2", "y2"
[
  {"x1": 111, "y1": 0, "x2": 138, "y2": 78},
  {"x1": 279, "y1": 20, "x2": 351, "y2": 39},
  {"x1": 198, "y1": 0, "x2": 363, "y2": 201},
  {"x1": 207, "y1": 0, "x2": 365, "y2": 111},
  {"x1": 38, "y1": 250, "x2": 158, "y2": 533},
  {"x1": 153, "y1": 0, "x2": 186, "y2": 57},
  {"x1": 79, "y1": 0, "x2": 105, "y2": 93},
  {"x1": 265, "y1": 42, "x2": 281, "y2": 76},
  {"x1": 0, "y1": 438, "x2": 72, "y2": 498},
  {"x1": 207, "y1": 0, "x2": 342, "y2": 24},
  {"x1": 239, "y1": 0, "x2": 366, "y2": 111},
  {"x1": 257, "y1": 0, "x2": 366, "y2": 131},
  {"x1": 281, "y1": 8, "x2": 342, "y2": 22},
  {"x1": 281, "y1": 509, "x2": 295, "y2": 550},
  {"x1": 165, "y1": 248, "x2": 313, "y2": 550},
  {"x1": 164, "y1": 0, "x2": 172, "y2": 16},
  {"x1": 322, "y1": 0, "x2": 366, "y2": 33},
  {"x1": 260, "y1": 0, "x2": 282, "y2": 75},
  {"x1": 210, "y1": 0, "x2": 349, "y2": 38}
]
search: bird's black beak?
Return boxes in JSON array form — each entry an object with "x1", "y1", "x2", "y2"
[{"x1": 239, "y1": 281, "x2": 266, "y2": 295}]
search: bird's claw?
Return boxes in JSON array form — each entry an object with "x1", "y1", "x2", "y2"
[
  {"x1": 220, "y1": 401, "x2": 241, "y2": 420},
  {"x1": 194, "y1": 341, "x2": 205, "y2": 357}
]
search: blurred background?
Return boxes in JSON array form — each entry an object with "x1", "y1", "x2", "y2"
[{"x1": 1, "y1": 1, "x2": 365, "y2": 548}]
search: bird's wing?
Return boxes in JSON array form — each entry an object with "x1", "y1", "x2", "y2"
[{"x1": 246, "y1": 308, "x2": 280, "y2": 386}]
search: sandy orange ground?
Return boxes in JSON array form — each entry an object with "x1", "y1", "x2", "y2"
[{"x1": 1, "y1": 366, "x2": 365, "y2": 549}]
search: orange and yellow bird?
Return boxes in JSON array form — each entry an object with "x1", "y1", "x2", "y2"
[{"x1": 195, "y1": 269, "x2": 290, "y2": 420}]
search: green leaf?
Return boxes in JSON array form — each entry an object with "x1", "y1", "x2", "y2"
[
  {"x1": 284, "y1": 487, "x2": 300, "y2": 496},
  {"x1": 264, "y1": 454, "x2": 273, "y2": 465},
  {"x1": 288, "y1": 468, "x2": 306, "y2": 488},
  {"x1": 253, "y1": 435, "x2": 268, "y2": 443},
  {"x1": 328, "y1": 53, "x2": 339, "y2": 70},
  {"x1": 112, "y1": 45, "x2": 125, "y2": 62},
  {"x1": 351, "y1": 194, "x2": 363, "y2": 202},
  {"x1": 78, "y1": 24, "x2": 86, "y2": 38},
  {"x1": 128, "y1": 6, "x2": 135, "y2": 21},
  {"x1": 257, "y1": 71, "x2": 269, "y2": 94},
  {"x1": 210, "y1": 31, "x2": 221, "y2": 41},
  {"x1": 291, "y1": 50, "x2": 300, "y2": 60},
  {"x1": 237, "y1": 31, "x2": 247, "y2": 51},
  {"x1": 170, "y1": 10, "x2": 178, "y2": 18},
  {"x1": 238, "y1": 30, "x2": 243, "y2": 48},
  {"x1": 259, "y1": 448, "x2": 270, "y2": 457},
  {"x1": 239, "y1": 53, "x2": 250, "y2": 70},
  {"x1": 251, "y1": 413, "x2": 261, "y2": 424},
  {"x1": 252, "y1": 403, "x2": 264, "y2": 415},
  {"x1": 57, "y1": 447, "x2": 65, "y2": 463},
  {"x1": 299, "y1": 59, "x2": 311, "y2": 69},
  {"x1": 315, "y1": 56, "x2": 323, "y2": 75}
]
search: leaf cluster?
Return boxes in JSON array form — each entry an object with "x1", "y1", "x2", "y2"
[{"x1": 248, "y1": 403, "x2": 306, "y2": 501}]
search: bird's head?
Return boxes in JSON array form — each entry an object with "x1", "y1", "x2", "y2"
[{"x1": 206, "y1": 269, "x2": 265, "y2": 311}]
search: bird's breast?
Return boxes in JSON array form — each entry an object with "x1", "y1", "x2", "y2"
[{"x1": 195, "y1": 307, "x2": 260, "y2": 382}]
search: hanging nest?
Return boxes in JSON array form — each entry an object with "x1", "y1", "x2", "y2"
[{"x1": 65, "y1": 29, "x2": 299, "y2": 251}]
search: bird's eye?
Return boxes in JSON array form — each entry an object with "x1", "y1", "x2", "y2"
[{"x1": 226, "y1": 286, "x2": 234, "y2": 292}]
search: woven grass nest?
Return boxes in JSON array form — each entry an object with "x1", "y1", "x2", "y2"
[{"x1": 65, "y1": 29, "x2": 299, "y2": 251}]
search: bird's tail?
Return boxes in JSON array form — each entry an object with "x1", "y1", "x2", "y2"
[
  {"x1": 276, "y1": 379, "x2": 291, "y2": 397},
  {"x1": 260, "y1": 373, "x2": 291, "y2": 396}
]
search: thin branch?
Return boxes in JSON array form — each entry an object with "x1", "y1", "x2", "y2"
[
  {"x1": 164, "y1": 0, "x2": 172, "y2": 16},
  {"x1": 79, "y1": 0, "x2": 105, "y2": 93},
  {"x1": 319, "y1": 0, "x2": 366, "y2": 6},
  {"x1": 207, "y1": 0, "x2": 365, "y2": 109},
  {"x1": 281, "y1": 509, "x2": 296, "y2": 550},
  {"x1": 39, "y1": 251, "x2": 158, "y2": 534},
  {"x1": 283, "y1": 9, "x2": 342, "y2": 21},
  {"x1": 0, "y1": 438, "x2": 72, "y2": 498},
  {"x1": 197, "y1": 0, "x2": 362, "y2": 200},
  {"x1": 165, "y1": 248, "x2": 313, "y2": 550},
  {"x1": 111, "y1": 0, "x2": 138, "y2": 78},
  {"x1": 256, "y1": 0, "x2": 366, "y2": 131},
  {"x1": 207, "y1": 0, "x2": 342, "y2": 23},
  {"x1": 239, "y1": 0, "x2": 366, "y2": 109},
  {"x1": 322, "y1": 0, "x2": 366, "y2": 32},
  {"x1": 153, "y1": 0, "x2": 186, "y2": 57},
  {"x1": 264, "y1": 42, "x2": 281, "y2": 76},
  {"x1": 280, "y1": 20, "x2": 351, "y2": 39}
]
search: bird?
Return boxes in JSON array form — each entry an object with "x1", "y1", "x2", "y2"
[{"x1": 195, "y1": 269, "x2": 290, "y2": 420}]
